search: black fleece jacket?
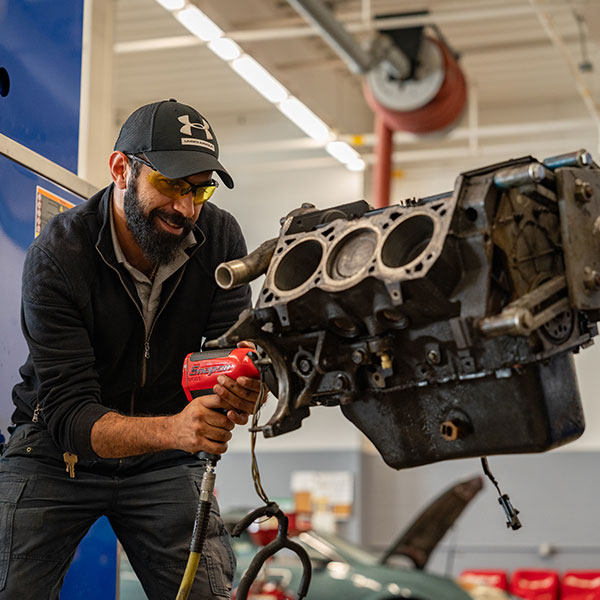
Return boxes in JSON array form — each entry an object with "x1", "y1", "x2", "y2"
[{"x1": 11, "y1": 184, "x2": 251, "y2": 459}]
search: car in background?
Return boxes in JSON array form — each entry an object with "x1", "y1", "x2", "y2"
[{"x1": 226, "y1": 476, "x2": 517, "y2": 600}]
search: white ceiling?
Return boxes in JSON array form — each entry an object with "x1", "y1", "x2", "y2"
[{"x1": 112, "y1": 0, "x2": 600, "y2": 169}]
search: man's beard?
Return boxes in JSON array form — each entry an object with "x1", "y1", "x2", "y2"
[{"x1": 123, "y1": 177, "x2": 194, "y2": 266}]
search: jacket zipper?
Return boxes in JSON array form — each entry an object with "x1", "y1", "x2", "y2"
[
  {"x1": 32, "y1": 403, "x2": 41, "y2": 423},
  {"x1": 97, "y1": 248, "x2": 188, "y2": 413},
  {"x1": 97, "y1": 251, "x2": 149, "y2": 414},
  {"x1": 139, "y1": 265, "x2": 187, "y2": 386}
]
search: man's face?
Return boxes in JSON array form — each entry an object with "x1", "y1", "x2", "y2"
[{"x1": 123, "y1": 166, "x2": 212, "y2": 265}]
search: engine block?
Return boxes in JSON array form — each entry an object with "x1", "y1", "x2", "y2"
[{"x1": 210, "y1": 150, "x2": 600, "y2": 469}]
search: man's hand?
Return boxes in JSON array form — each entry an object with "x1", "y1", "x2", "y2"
[
  {"x1": 212, "y1": 340, "x2": 263, "y2": 425},
  {"x1": 170, "y1": 394, "x2": 236, "y2": 455},
  {"x1": 212, "y1": 375, "x2": 262, "y2": 425}
]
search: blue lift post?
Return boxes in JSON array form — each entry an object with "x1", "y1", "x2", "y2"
[{"x1": 0, "y1": 2, "x2": 119, "y2": 598}]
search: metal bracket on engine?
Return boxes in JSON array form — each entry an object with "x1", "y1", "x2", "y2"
[
  {"x1": 558, "y1": 168, "x2": 600, "y2": 310},
  {"x1": 478, "y1": 275, "x2": 569, "y2": 337}
]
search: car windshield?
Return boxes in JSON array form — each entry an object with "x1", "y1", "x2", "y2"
[{"x1": 297, "y1": 530, "x2": 380, "y2": 566}]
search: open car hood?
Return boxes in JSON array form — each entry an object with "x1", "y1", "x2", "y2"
[{"x1": 380, "y1": 475, "x2": 483, "y2": 569}]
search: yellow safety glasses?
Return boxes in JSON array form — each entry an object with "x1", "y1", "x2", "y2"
[{"x1": 127, "y1": 154, "x2": 218, "y2": 205}]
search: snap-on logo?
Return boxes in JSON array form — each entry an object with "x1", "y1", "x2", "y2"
[{"x1": 190, "y1": 364, "x2": 233, "y2": 376}]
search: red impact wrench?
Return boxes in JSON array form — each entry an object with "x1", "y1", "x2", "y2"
[{"x1": 176, "y1": 348, "x2": 261, "y2": 600}]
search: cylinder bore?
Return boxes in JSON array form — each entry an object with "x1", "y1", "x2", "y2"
[
  {"x1": 273, "y1": 239, "x2": 323, "y2": 292},
  {"x1": 381, "y1": 215, "x2": 435, "y2": 269},
  {"x1": 327, "y1": 228, "x2": 378, "y2": 280}
]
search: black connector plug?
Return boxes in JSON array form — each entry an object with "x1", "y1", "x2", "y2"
[
  {"x1": 498, "y1": 494, "x2": 522, "y2": 530},
  {"x1": 481, "y1": 457, "x2": 523, "y2": 530}
]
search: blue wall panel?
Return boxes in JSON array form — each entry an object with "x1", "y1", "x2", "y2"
[
  {"x1": 62, "y1": 517, "x2": 119, "y2": 597},
  {"x1": 0, "y1": 3, "x2": 118, "y2": 598},
  {"x1": 0, "y1": 0, "x2": 84, "y2": 172},
  {"x1": 0, "y1": 153, "x2": 84, "y2": 433},
  {"x1": 0, "y1": 154, "x2": 118, "y2": 600}
]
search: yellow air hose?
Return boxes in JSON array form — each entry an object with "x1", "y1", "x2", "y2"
[{"x1": 175, "y1": 454, "x2": 219, "y2": 600}]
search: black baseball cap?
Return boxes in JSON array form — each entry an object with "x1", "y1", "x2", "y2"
[{"x1": 114, "y1": 99, "x2": 234, "y2": 188}]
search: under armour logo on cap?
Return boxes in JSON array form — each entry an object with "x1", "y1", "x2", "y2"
[{"x1": 178, "y1": 115, "x2": 214, "y2": 139}]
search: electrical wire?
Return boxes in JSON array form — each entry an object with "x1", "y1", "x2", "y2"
[
  {"x1": 481, "y1": 457, "x2": 503, "y2": 497},
  {"x1": 481, "y1": 457, "x2": 522, "y2": 530},
  {"x1": 250, "y1": 382, "x2": 271, "y2": 505}
]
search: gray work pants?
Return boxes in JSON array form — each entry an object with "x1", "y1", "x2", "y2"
[{"x1": 0, "y1": 424, "x2": 235, "y2": 599}]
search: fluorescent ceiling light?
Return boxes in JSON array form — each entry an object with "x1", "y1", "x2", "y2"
[
  {"x1": 154, "y1": 0, "x2": 364, "y2": 171},
  {"x1": 231, "y1": 55, "x2": 288, "y2": 104},
  {"x1": 155, "y1": 0, "x2": 185, "y2": 9},
  {"x1": 326, "y1": 140, "x2": 360, "y2": 164},
  {"x1": 207, "y1": 37, "x2": 241, "y2": 61},
  {"x1": 176, "y1": 6, "x2": 223, "y2": 42},
  {"x1": 278, "y1": 97, "x2": 332, "y2": 143},
  {"x1": 346, "y1": 158, "x2": 366, "y2": 172}
]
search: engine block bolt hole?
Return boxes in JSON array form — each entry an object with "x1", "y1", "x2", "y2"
[
  {"x1": 334, "y1": 373, "x2": 349, "y2": 390},
  {"x1": 465, "y1": 207, "x2": 478, "y2": 222},
  {"x1": 427, "y1": 349, "x2": 441, "y2": 364},
  {"x1": 297, "y1": 357, "x2": 313, "y2": 375},
  {"x1": 351, "y1": 349, "x2": 366, "y2": 364},
  {"x1": 440, "y1": 421, "x2": 461, "y2": 441}
]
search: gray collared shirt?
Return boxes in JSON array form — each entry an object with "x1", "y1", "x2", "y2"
[{"x1": 109, "y1": 200, "x2": 196, "y2": 332}]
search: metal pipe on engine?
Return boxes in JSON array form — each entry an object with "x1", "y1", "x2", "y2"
[
  {"x1": 493, "y1": 163, "x2": 553, "y2": 189},
  {"x1": 215, "y1": 238, "x2": 278, "y2": 290},
  {"x1": 543, "y1": 149, "x2": 593, "y2": 170}
]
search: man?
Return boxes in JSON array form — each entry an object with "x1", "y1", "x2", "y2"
[{"x1": 0, "y1": 99, "x2": 259, "y2": 598}]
